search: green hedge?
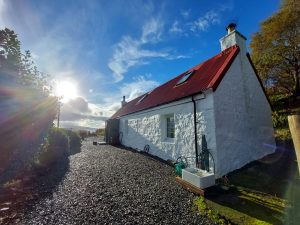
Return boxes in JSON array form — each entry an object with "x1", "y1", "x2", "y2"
[
  {"x1": 36, "y1": 128, "x2": 82, "y2": 167},
  {"x1": 67, "y1": 130, "x2": 82, "y2": 155},
  {"x1": 37, "y1": 128, "x2": 69, "y2": 167},
  {"x1": 48, "y1": 128, "x2": 70, "y2": 150}
]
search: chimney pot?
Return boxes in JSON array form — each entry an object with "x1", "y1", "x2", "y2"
[
  {"x1": 226, "y1": 23, "x2": 237, "y2": 34},
  {"x1": 220, "y1": 23, "x2": 246, "y2": 53},
  {"x1": 121, "y1": 96, "x2": 127, "y2": 107}
]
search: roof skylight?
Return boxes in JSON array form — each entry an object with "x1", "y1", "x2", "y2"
[
  {"x1": 136, "y1": 94, "x2": 148, "y2": 104},
  {"x1": 176, "y1": 71, "x2": 193, "y2": 86}
]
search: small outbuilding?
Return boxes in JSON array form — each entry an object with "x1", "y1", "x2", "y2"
[{"x1": 106, "y1": 24, "x2": 276, "y2": 178}]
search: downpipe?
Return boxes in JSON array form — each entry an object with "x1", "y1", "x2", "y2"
[{"x1": 192, "y1": 95, "x2": 199, "y2": 167}]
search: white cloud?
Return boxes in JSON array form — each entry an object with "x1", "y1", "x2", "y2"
[
  {"x1": 169, "y1": 21, "x2": 183, "y2": 34},
  {"x1": 120, "y1": 75, "x2": 159, "y2": 100},
  {"x1": 166, "y1": 54, "x2": 190, "y2": 60},
  {"x1": 169, "y1": 5, "x2": 232, "y2": 37},
  {"x1": 60, "y1": 97, "x2": 108, "y2": 128},
  {"x1": 108, "y1": 19, "x2": 169, "y2": 82},
  {"x1": 88, "y1": 75, "x2": 159, "y2": 120},
  {"x1": 190, "y1": 10, "x2": 220, "y2": 32},
  {"x1": 141, "y1": 18, "x2": 163, "y2": 43},
  {"x1": 0, "y1": 0, "x2": 6, "y2": 29},
  {"x1": 181, "y1": 9, "x2": 191, "y2": 19}
]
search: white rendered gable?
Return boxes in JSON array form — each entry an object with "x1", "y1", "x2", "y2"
[{"x1": 213, "y1": 51, "x2": 275, "y2": 177}]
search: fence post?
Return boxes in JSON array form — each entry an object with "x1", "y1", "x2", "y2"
[{"x1": 288, "y1": 114, "x2": 300, "y2": 175}]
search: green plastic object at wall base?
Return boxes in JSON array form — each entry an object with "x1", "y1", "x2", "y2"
[{"x1": 175, "y1": 162, "x2": 186, "y2": 176}]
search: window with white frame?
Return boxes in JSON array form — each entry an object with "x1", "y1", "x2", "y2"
[{"x1": 166, "y1": 114, "x2": 175, "y2": 138}]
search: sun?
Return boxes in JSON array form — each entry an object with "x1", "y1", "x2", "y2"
[{"x1": 55, "y1": 80, "x2": 78, "y2": 102}]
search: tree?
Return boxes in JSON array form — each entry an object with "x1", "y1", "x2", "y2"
[
  {"x1": 250, "y1": 0, "x2": 300, "y2": 97},
  {"x1": 0, "y1": 28, "x2": 50, "y2": 92},
  {"x1": 20, "y1": 50, "x2": 50, "y2": 92},
  {"x1": 0, "y1": 28, "x2": 57, "y2": 182},
  {"x1": 95, "y1": 128, "x2": 105, "y2": 137},
  {"x1": 0, "y1": 28, "x2": 22, "y2": 82}
]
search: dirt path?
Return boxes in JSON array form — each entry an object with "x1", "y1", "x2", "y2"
[{"x1": 16, "y1": 138, "x2": 212, "y2": 225}]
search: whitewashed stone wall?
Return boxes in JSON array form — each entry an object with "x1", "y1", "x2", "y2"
[
  {"x1": 213, "y1": 52, "x2": 276, "y2": 178},
  {"x1": 118, "y1": 38, "x2": 275, "y2": 178},
  {"x1": 195, "y1": 91, "x2": 217, "y2": 173},
  {"x1": 119, "y1": 94, "x2": 216, "y2": 168}
]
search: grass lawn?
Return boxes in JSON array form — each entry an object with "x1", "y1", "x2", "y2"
[{"x1": 195, "y1": 137, "x2": 300, "y2": 225}]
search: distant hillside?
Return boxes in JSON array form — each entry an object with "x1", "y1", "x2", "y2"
[{"x1": 59, "y1": 123, "x2": 100, "y2": 132}]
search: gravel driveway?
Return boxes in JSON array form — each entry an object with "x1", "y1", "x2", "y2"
[{"x1": 19, "y1": 138, "x2": 212, "y2": 225}]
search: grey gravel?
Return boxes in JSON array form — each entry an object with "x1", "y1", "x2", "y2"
[{"x1": 19, "y1": 138, "x2": 213, "y2": 225}]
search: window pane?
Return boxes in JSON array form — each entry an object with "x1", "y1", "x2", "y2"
[{"x1": 166, "y1": 115, "x2": 175, "y2": 138}]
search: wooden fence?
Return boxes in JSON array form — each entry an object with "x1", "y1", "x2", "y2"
[{"x1": 288, "y1": 115, "x2": 300, "y2": 175}]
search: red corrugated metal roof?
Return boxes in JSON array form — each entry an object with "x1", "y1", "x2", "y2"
[{"x1": 111, "y1": 45, "x2": 240, "y2": 119}]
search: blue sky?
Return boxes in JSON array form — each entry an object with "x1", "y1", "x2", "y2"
[{"x1": 0, "y1": 0, "x2": 280, "y2": 129}]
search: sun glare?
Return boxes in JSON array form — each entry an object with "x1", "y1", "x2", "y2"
[{"x1": 55, "y1": 81, "x2": 78, "y2": 102}]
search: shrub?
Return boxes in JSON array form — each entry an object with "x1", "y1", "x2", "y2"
[
  {"x1": 36, "y1": 128, "x2": 69, "y2": 167},
  {"x1": 47, "y1": 128, "x2": 69, "y2": 150},
  {"x1": 274, "y1": 127, "x2": 292, "y2": 140},
  {"x1": 95, "y1": 128, "x2": 105, "y2": 136},
  {"x1": 272, "y1": 111, "x2": 288, "y2": 128},
  {"x1": 35, "y1": 128, "x2": 82, "y2": 168},
  {"x1": 67, "y1": 130, "x2": 82, "y2": 155},
  {"x1": 77, "y1": 130, "x2": 88, "y2": 140}
]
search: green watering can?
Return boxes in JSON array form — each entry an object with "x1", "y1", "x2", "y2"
[{"x1": 175, "y1": 156, "x2": 188, "y2": 176}]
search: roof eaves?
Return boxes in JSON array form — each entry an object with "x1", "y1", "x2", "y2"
[
  {"x1": 111, "y1": 92, "x2": 204, "y2": 119},
  {"x1": 246, "y1": 53, "x2": 273, "y2": 111}
]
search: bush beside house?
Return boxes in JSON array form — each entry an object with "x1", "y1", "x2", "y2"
[{"x1": 36, "y1": 128, "x2": 82, "y2": 168}]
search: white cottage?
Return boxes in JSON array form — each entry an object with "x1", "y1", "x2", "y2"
[{"x1": 106, "y1": 24, "x2": 276, "y2": 178}]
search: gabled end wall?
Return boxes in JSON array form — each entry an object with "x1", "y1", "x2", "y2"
[{"x1": 213, "y1": 51, "x2": 276, "y2": 178}]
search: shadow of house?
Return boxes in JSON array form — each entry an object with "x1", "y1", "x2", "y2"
[
  {"x1": 228, "y1": 139, "x2": 298, "y2": 197},
  {"x1": 202, "y1": 138, "x2": 299, "y2": 225},
  {"x1": 206, "y1": 186, "x2": 284, "y2": 225}
]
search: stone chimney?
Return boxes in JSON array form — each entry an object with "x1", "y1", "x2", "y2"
[
  {"x1": 219, "y1": 23, "x2": 247, "y2": 55},
  {"x1": 121, "y1": 96, "x2": 127, "y2": 107}
]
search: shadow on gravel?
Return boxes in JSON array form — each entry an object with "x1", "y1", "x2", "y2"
[
  {"x1": 19, "y1": 155, "x2": 70, "y2": 215},
  {"x1": 33, "y1": 154, "x2": 70, "y2": 195},
  {"x1": 0, "y1": 154, "x2": 70, "y2": 224}
]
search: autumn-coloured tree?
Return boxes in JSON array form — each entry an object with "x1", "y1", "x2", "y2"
[{"x1": 250, "y1": 0, "x2": 300, "y2": 97}]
